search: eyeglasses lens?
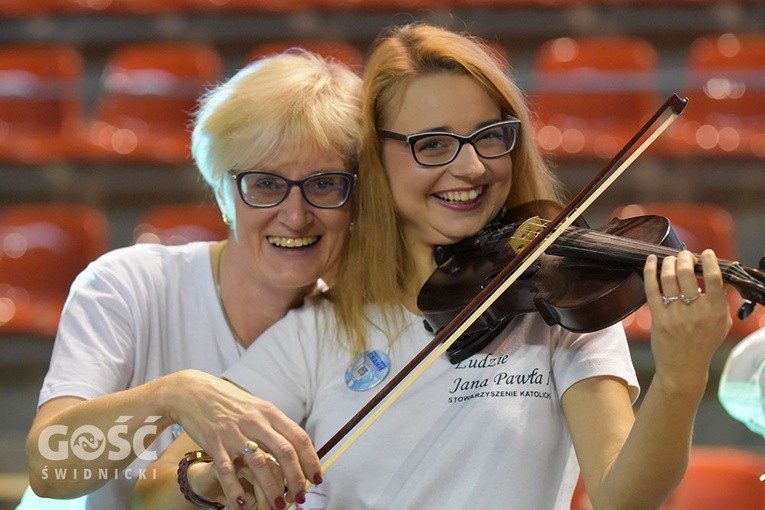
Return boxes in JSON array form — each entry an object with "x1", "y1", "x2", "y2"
[
  {"x1": 412, "y1": 121, "x2": 518, "y2": 166},
  {"x1": 239, "y1": 173, "x2": 352, "y2": 208}
]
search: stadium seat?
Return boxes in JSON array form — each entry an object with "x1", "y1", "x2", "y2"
[
  {"x1": 0, "y1": 0, "x2": 65, "y2": 17},
  {"x1": 133, "y1": 203, "x2": 228, "y2": 245},
  {"x1": 530, "y1": 36, "x2": 660, "y2": 160},
  {"x1": 57, "y1": 0, "x2": 193, "y2": 15},
  {"x1": 0, "y1": 44, "x2": 85, "y2": 164},
  {"x1": 248, "y1": 39, "x2": 364, "y2": 71},
  {"x1": 190, "y1": 0, "x2": 309, "y2": 12},
  {"x1": 609, "y1": 202, "x2": 764, "y2": 342},
  {"x1": 571, "y1": 447, "x2": 765, "y2": 510},
  {"x1": 80, "y1": 42, "x2": 223, "y2": 166},
  {"x1": 664, "y1": 447, "x2": 765, "y2": 510},
  {"x1": 0, "y1": 203, "x2": 109, "y2": 338},
  {"x1": 667, "y1": 33, "x2": 765, "y2": 159}
]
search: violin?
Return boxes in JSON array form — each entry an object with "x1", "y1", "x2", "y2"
[{"x1": 418, "y1": 200, "x2": 765, "y2": 363}]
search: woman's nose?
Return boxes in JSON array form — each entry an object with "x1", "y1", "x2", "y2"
[
  {"x1": 277, "y1": 187, "x2": 313, "y2": 228},
  {"x1": 448, "y1": 143, "x2": 487, "y2": 178}
]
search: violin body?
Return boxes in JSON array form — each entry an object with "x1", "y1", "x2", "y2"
[
  {"x1": 418, "y1": 201, "x2": 685, "y2": 339},
  {"x1": 419, "y1": 200, "x2": 765, "y2": 363}
]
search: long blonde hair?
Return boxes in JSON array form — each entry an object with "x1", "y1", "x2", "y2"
[{"x1": 330, "y1": 23, "x2": 565, "y2": 354}]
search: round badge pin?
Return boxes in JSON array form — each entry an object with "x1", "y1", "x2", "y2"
[{"x1": 345, "y1": 350, "x2": 391, "y2": 392}]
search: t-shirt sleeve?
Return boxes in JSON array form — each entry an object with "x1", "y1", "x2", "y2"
[
  {"x1": 38, "y1": 252, "x2": 142, "y2": 407},
  {"x1": 552, "y1": 323, "x2": 640, "y2": 403}
]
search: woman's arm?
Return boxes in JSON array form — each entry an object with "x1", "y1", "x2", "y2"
[
  {"x1": 27, "y1": 369, "x2": 319, "y2": 509},
  {"x1": 564, "y1": 250, "x2": 731, "y2": 509}
]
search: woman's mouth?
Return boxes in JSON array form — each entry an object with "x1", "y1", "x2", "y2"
[
  {"x1": 267, "y1": 236, "x2": 319, "y2": 248},
  {"x1": 433, "y1": 186, "x2": 484, "y2": 204}
]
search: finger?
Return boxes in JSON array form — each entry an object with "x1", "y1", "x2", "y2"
[
  {"x1": 243, "y1": 448, "x2": 288, "y2": 510},
  {"x1": 272, "y1": 419, "x2": 322, "y2": 495},
  {"x1": 643, "y1": 254, "x2": 662, "y2": 307},
  {"x1": 659, "y1": 254, "x2": 680, "y2": 298},
  {"x1": 248, "y1": 406, "x2": 320, "y2": 501},
  {"x1": 239, "y1": 457, "x2": 290, "y2": 510},
  {"x1": 207, "y1": 446, "x2": 248, "y2": 510},
  {"x1": 699, "y1": 249, "x2": 725, "y2": 300},
  {"x1": 675, "y1": 250, "x2": 702, "y2": 299}
]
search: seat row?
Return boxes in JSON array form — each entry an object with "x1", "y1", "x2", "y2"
[
  {"x1": 1, "y1": 201, "x2": 763, "y2": 340},
  {"x1": 0, "y1": 0, "x2": 740, "y2": 19},
  {"x1": 1, "y1": 32, "x2": 763, "y2": 167},
  {"x1": 571, "y1": 446, "x2": 765, "y2": 510}
]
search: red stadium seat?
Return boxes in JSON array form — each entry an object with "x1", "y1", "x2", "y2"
[
  {"x1": 667, "y1": 33, "x2": 765, "y2": 159},
  {"x1": 58, "y1": 0, "x2": 193, "y2": 15},
  {"x1": 530, "y1": 36, "x2": 660, "y2": 160},
  {"x1": 133, "y1": 203, "x2": 228, "y2": 245},
  {"x1": 189, "y1": 0, "x2": 309, "y2": 13},
  {"x1": 0, "y1": 204, "x2": 109, "y2": 338},
  {"x1": 610, "y1": 202, "x2": 764, "y2": 342},
  {"x1": 664, "y1": 447, "x2": 765, "y2": 510},
  {"x1": 80, "y1": 42, "x2": 223, "y2": 166},
  {"x1": 571, "y1": 447, "x2": 765, "y2": 510},
  {"x1": 0, "y1": 44, "x2": 85, "y2": 164},
  {"x1": 248, "y1": 39, "x2": 364, "y2": 71}
]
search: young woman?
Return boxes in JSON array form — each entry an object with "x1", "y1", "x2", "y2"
[
  {"x1": 24, "y1": 50, "x2": 362, "y2": 510},
  {"x1": 136, "y1": 24, "x2": 730, "y2": 510}
]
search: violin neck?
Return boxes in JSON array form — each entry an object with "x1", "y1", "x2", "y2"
[{"x1": 548, "y1": 226, "x2": 731, "y2": 277}]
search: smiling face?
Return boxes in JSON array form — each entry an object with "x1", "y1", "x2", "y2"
[
  {"x1": 228, "y1": 145, "x2": 352, "y2": 293},
  {"x1": 380, "y1": 73, "x2": 514, "y2": 260}
]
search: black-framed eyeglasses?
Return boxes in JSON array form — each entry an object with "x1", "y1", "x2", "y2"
[
  {"x1": 229, "y1": 170, "x2": 356, "y2": 209},
  {"x1": 379, "y1": 116, "x2": 521, "y2": 167}
]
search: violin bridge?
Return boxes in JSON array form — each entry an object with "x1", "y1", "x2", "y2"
[{"x1": 509, "y1": 215, "x2": 545, "y2": 254}]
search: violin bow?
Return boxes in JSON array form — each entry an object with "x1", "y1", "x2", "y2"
[{"x1": 316, "y1": 93, "x2": 688, "y2": 471}]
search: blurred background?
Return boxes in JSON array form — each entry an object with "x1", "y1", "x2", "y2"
[{"x1": 1, "y1": 0, "x2": 764, "y2": 508}]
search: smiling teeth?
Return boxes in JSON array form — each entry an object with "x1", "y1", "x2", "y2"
[
  {"x1": 268, "y1": 236, "x2": 318, "y2": 248},
  {"x1": 436, "y1": 188, "x2": 482, "y2": 203}
]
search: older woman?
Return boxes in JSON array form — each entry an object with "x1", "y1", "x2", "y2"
[{"x1": 24, "y1": 50, "x2": 362, "y2": 510}]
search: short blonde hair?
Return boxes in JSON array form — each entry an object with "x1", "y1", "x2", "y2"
[
  {"x1": 192, "y1": 50, "x2": 363, "y2": 221},
  {"x1": 331, "y1": 23, "x2": 564, "y2": 354}
]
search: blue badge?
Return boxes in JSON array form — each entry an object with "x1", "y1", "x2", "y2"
[{"x1": 345, "y1": 350, "x2": 391, "y2": 392}]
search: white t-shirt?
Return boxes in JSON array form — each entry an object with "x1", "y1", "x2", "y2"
[
  {"x1": 29, "y1": 242, "x2": 244, "y2": 510},
  {"x1": 224, "y1": 301, "x2": 639, "y2": 510}
]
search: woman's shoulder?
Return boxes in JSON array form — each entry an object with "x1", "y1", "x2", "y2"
[{"x1": 91, "y1": 241, "x2": 212, "y2": 272}]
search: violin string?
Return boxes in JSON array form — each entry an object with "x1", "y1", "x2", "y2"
[{"x1": 508, "y1": 219, "x2": 757, "y2": 286}]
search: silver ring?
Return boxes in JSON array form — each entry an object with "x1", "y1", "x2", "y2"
[
  {"x1": 243, "y1": 440, "x2": 259, "y2": 455},
  {"x1": 681, "y1": 288, "x2": 702, "y2": 305},
  {"x1": 662, "y1": 295, "x2": 680, "y2": 305}
]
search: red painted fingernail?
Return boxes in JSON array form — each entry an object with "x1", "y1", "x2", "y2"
[
  {"x1": 237, "y1": 496, "x2": 246, "y2": 508},
  {"x1": 275, "y1": 496, "x2": 287, "y2": 509},
  {"x1": 313, "y1": 472, "x2": 323, "y2": 484},
  {"x1": 295, "y1": 491, "x2": 306, "y2": 504}
]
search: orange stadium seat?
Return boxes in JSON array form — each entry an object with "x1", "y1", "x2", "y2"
[
  {"x1": 571, "y1": 447, "x2": 765, "y2": 510},
  {"x1": 316, "y1": 0, "x2": 458, "y2": 9},
  {"x1": 610, "y1": 202, "x2": 765, "y2": 342},
  {"x1": 57, "y1": 0, "x2": 193, "y2": 15},
  {"x1": 667, "y1": 33, "x2": 765, "y2": 159},
  {"x1": 0, "y1": 203, "x2": 109, "y2": 338},
  {"x1": 189, "y1": 0, "x2": 310, "y2": 12},
  {"x1": 80, "y1": 42, "x2": 223, "y2": 166},
  {"x1": 0, "y1": 0, "x2": 66, "y2": 17},
  {"x1": 530, "y1": 36, "x2": 660, "y2": 160},
  {"x1": 664, "y1": 447, "x2": 765, "y2": 510},
  {"x1": 133, "y1": 203, "x2": 228, "y2": 245},
  {"x1": 0, "y1": 44, "x2": 85, "y2": 164},
  {"x1": 248, "y1": 39, "x2": 364, "y2": 71}
]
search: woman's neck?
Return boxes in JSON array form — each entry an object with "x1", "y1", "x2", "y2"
[{"x1": 211, "y1": 241, "x2": 310, "y2": 348}]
